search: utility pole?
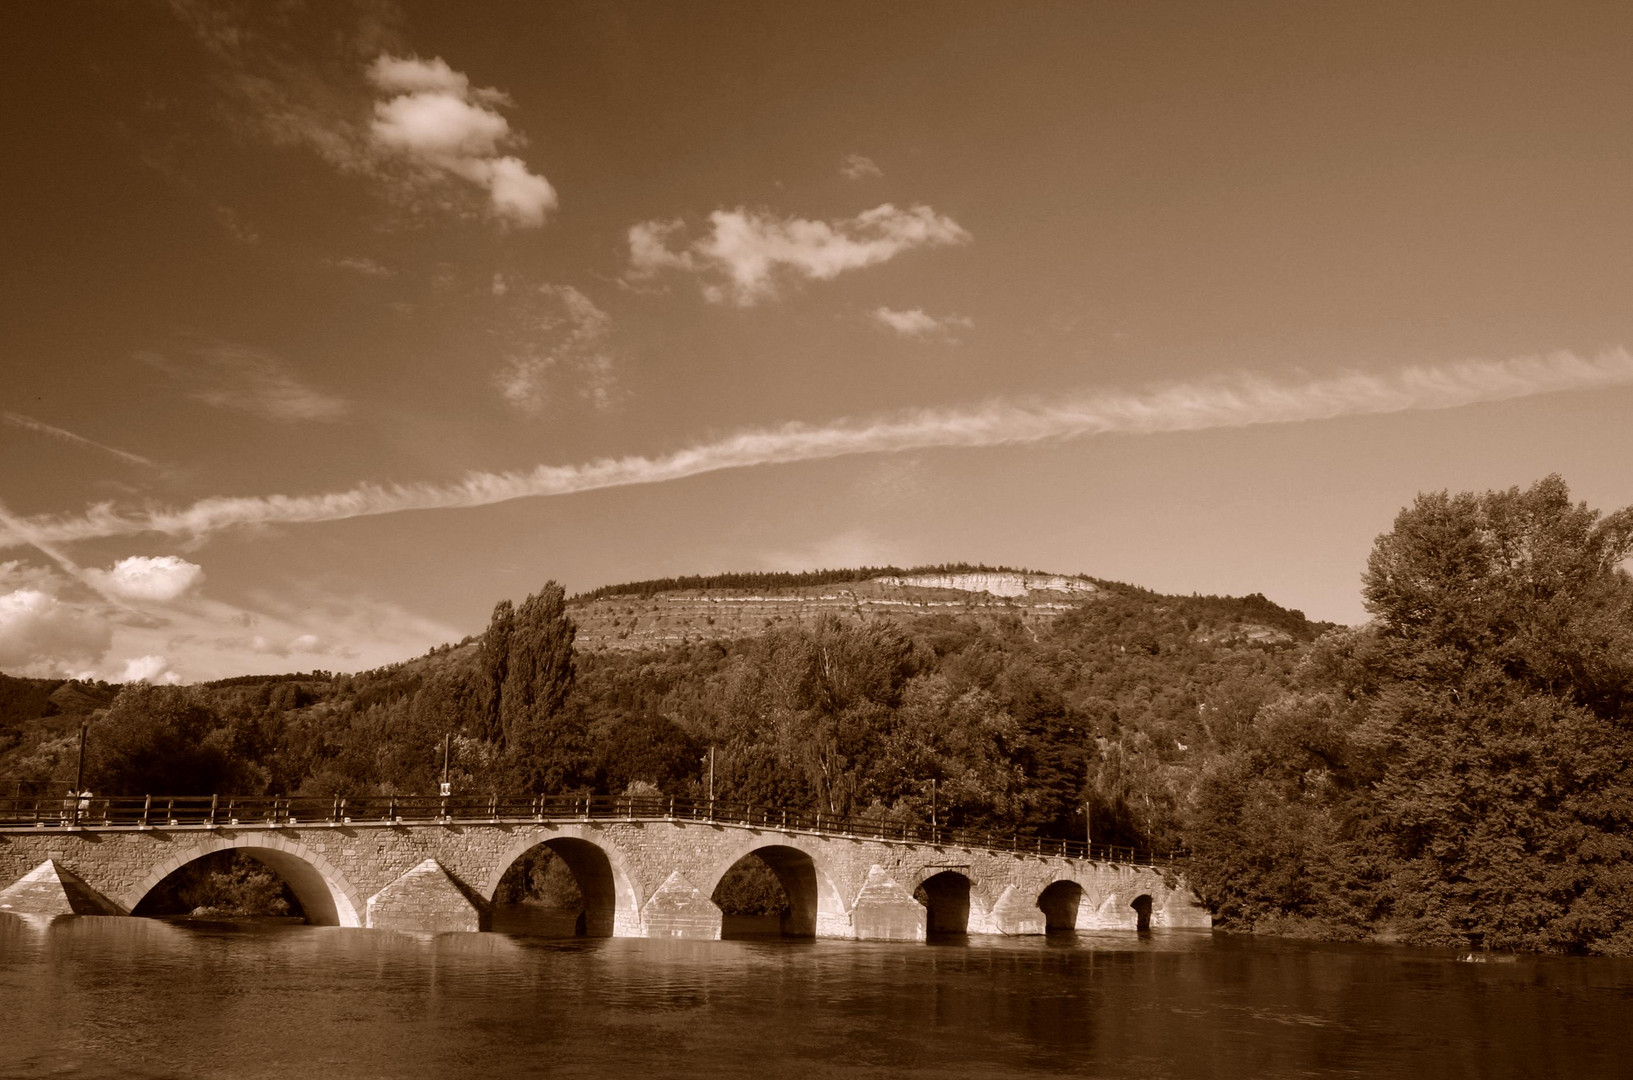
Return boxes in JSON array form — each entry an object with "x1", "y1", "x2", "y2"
[
  {"x1": 708, "y1": 745, "x2": 716, "y2": 807},
  {"x1": 1084, "y1": 800, "x2": 1092, "y2": 849}
]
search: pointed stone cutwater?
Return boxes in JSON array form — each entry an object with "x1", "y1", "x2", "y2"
[
  {"x1": 365, "y1": 859, "x2": 482, "y2": 933},
  {"x1": 0, "y1": 860, "x2": 121, "y2": 917},
  {"x1": 850, "y1": 864, "x2": 925, "y2": 941},
  {"x1": 640, "y1": 870, "x2": 721, "y2": 939},
  {"x1": 987, "y1": 883, "x2": 1047, "y2": 936}
]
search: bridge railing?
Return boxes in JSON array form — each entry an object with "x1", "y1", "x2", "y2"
[{"x1": 0, "y1": 793, "x2": 1176, "y2": 866}]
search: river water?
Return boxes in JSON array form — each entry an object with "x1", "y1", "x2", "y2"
[{"x1": 2, "y1": 912, "x2": 1629, "y2": 1079}]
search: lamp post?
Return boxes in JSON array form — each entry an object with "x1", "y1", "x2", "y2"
[
  {"x1": 439, "y1": 733, "x2": 451, "y2": 823},
  {"x1": 700, "y1": 746, "x2": 716, "y2": 815},
  {"x1": 70, "y1": 721, "x2": 88, "y2": 826}
]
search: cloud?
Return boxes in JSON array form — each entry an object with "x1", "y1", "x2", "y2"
[
  {"x1": 328, "y1": 256, "x2": 391, "y2": 277},
  {"x1": 168, "y1": 7, "x2": 553, "y2": 229},
  {"x1": 840, "y1": 154, "x2": 882, "y2": 180},
  {"x1": 212, "y1": 204, "x2": 260, "y2": 245},
  {"x1": 365, "y1": 55, "x2": 557, "y2": 227},
  {"x1": 626, "y1": 203, "x2": 971, "y2": 305},
  {"x1": 118, "y1": 655, "x2": 182, "y2": 685},
  {"x1": 141, "y1": 343, "x2": 350, "y2": 423},
  {"x1": 86, "y1": 556, "x2": 205, "y2": 603},
  {"x1": 1, "y1": 412, "x2": 156, "y2": 468},
  {"x1": 871, "y1": 306, "x2": 973, "y2": 340},
  {"x1": 0, "y1": 588, "x2": 113, "y2": 674},
  {"x1": 8, "y1": 349, "x2": 1632, "y2": 550},
  {"x1": 494, "y1": 284, "x2": 619, "y2": 414}
]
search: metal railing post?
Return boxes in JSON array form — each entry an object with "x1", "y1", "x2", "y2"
[{"x1": 141, "y1": 794, "x2": 151, "y2": 827}]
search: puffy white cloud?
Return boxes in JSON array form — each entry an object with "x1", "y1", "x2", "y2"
[
  {"x1": 371, "y1": 91, "x2": 509, "y2": 156},
  {"x1": 366, "y1": 55, "x2": 556, "y2": 228},
  {"x1": 118, "y1": 655, "x2": 182, "y2": 685},
  {"x1": 840, "y1": 154, "x2": 882, "y2": 180},
  {"x1": 88, "y1": 556, "x2": 204, "y2": 603},
  {"x1": 367, "y1": 55, "x2": 490, "y2": 98},
  {"x1": 0, "y1": 589, "x2": 112, "y2": 674},
  {"x1": 495, "y1": 284, "x2": 618, "y2": 414},
  {"x1": 871, "y1": 306, "x2": 974, "y2": 339},
  {"x1": 141, "y1": 342, "x2": 350, "y2": 423},
  {"x1": 626, "y1": 203, "x2": 971, "y2": 305}
]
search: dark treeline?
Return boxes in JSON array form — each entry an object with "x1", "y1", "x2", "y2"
[{"x1": 4, "y1": 476, "x2": 1630, "y2": 952}]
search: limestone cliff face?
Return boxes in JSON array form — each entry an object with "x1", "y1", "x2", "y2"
[
  {"x1": 872, "y1": 572, "x2": 1098, "y2": 598},
  {"x1": 567, "y1": 572, "x2": 1101, "y2": 653}
]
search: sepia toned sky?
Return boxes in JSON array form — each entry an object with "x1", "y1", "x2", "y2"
[{"x1": 4, "y1": 0, "x2": 1633, "y2": 682}]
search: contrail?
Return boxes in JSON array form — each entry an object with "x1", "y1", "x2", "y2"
[
  {"x1": 4, "y1": 349, "x2": 1630, "y2": 548},
  {"x1": 2, "y1": 411, "x2": 156, "y2": 468}
]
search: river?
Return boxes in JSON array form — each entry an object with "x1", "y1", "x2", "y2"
[{"x1": 2, "y1": 911, "x2": 1628, "y2": 1079}]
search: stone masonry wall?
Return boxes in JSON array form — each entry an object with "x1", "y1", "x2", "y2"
[{"x1": 0, "y1": 817, "x2": 1211, "y2": 937}]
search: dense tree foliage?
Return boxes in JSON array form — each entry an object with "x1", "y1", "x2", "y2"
[{"x1": 1187, "y1": 477, "x2": 1633, "y2": 953}]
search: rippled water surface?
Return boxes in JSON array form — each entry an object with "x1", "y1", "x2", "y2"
[{"x1": 3, "y1": 913, "x2": 1631, "y2": 1079}]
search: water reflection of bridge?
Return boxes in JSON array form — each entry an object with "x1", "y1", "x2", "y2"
[{"x1": 0, "y1": 795, "x2": 1210, "y2": 938}]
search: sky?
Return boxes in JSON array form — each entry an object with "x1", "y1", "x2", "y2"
[{"x1": 3, "y1": 0, "x2": 1633, "y2": 683}]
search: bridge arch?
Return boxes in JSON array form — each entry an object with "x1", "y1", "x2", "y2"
[
  {"x1": 1037, "y1": 879, "x2": 1084, "y2": 931},
  {"x1": 914, "y1": 869, "x2": 974, "y2": 934},
  {"x1": 1131, "y1": 893, "x2": 1153, "y2": 931},
  {"x1": 123, "y1": 835, "x2": 363, "y2": 927},
  {"x1": 698, "y1": 835, "x2": 848, "y2": 938},
  {"x1": 481, "y1": 828, "x2": 643, "y2": 937}
]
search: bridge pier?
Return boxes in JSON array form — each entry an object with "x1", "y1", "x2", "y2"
[
  {"x1": 366, "y1": 859, "x2": 483, "y2": 933},
  {"x1": 849, "y1": 865, "x2": 926, "y2": 941},
  {"x1": 640, "y1": 870, "x2": 722, "y2": 939}
]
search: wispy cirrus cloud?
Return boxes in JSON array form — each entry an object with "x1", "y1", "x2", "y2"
[
  {"x1": 326, "y1": 255, "x2": 392, "y2": 277},
  {"x1": 871, "y1": 306, "x2": 973, "y2": 340},
  {"x1": 6, "y1": 349, "x2": 1630, "y2": 550},
  {"x1": 840, "y1": 154, "x2": 882, "y2": 180},
  {"x1": 495, "y1": 284, "x2": 619, "y2": 414},
  {"x1": 626, "y1": 203, "x2": 971, "y2": 305},
  {"x1": 141, "y1": 342, "x2": 351, "y2": 423},
  {"x1": 2, "y1": 411, "x2": 156, "y2": 468}
]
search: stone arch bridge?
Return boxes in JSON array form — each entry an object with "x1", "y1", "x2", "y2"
[{"x1": 0, "y1": 795, "x2": 1209, "y2": 939}]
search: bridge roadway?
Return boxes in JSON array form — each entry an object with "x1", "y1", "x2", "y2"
[{"x1": 0, "y1": 795, "x2": 1211, "y2": 939}]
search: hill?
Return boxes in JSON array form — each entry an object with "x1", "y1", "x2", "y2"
[{"x1": 567, "y1": 565, "x2": 1323, "y2": 652}]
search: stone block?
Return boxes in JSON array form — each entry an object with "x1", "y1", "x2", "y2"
[
  {"x1": 0, "y1": 860, "x2": 121, "y2": 917},
  {"x1": 640, "y1": 870, "x2": 721, "y2": 939},
  {"x1": 850, "y1": 865, "x2": 924, "y2": 942},
  {"x1": 365, "y1": 859, "x2": 481, "y2": 933}
]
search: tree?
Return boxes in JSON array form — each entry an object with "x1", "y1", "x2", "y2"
[
  {"x1": 498, "y1": 582, "x2": 585, "y2": 791},
  {"x1": 86, "y1": 685, "x2": 248, "y2": 795},
  {"x1": 476, "y1": 599, "x2": 514, "y2": 743}
]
